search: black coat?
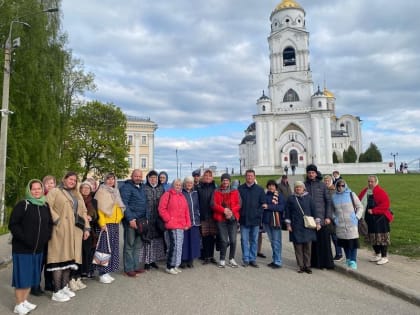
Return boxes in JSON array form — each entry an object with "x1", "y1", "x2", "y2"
[
  {"x1": 285, "y1": 194, "x2": 317, "y2": 244},
  {"x1": 197, "y1": 182, "x2": 216, "y2": 221},
  {"x1": 304, "y1": 179, "x2": 332, "y2": 224},
  {"x1": 238, "y1": 183, "x2": 266, "y2": 226},
  {"x1": 8, "y1": 200, "x2": 53, "y2": 254}
]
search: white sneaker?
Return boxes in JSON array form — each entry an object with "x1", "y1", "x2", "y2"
[
  {"x1": 229, "y1": 258, "x2": 239, "y2": 268},
  {"x1": 76, "y1": 278, "x2": 87, "y2": 289},
  {"x1": 377, "y1": 257, "x2": 389, "y2": 265},
  {"x1": 13, "y1": 303, "x2": 30, "y2": 315},
  {"x1": 99, "y1": 274, "x2": 113, "y2": 284},
  {"x1": 61, "y1": 285, "x2": 76, "y2": 298},
  {"x1": 218, "y1": 260, "x2": 225, "y2": 268},
  {"x1": 165, "y1": 268, "x2": 178, "y2": 275},
  {"x1": 369, "y1": 254, "x2": 381, "y2": 262},
  {"x1": 22, "y1": 300, "x2": 37, "y2": 311},
  {"x1": 104, "y1": 273, "x2": 115, "y2": 281},
  {"x1": 69, "y1": 279, "x2": 80, "y2": 291},
  {"x1": 174, "y1": 267, "x2": 182, "y2": 273},
  {"x1": 51, "y1": 291, "x2": 70, "y2": 302}
]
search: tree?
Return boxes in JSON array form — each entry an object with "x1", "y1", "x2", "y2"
[
  {"x1": 343, "y1": 145, "x2": 357, "y2": 163},
  {"x1": 359, "y1": 143, "x2": 382, "y2": 162},
  {"x1": 332, "y1": 151, "x2": 339, "y2": 163},
  {"x1": 65, "y1": 101, "x2": 129, "y2": 180}
]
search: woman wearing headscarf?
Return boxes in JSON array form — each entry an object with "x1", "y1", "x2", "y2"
[
  {"x1": 94, "y1": 173, "x2": 125, "y2": 283},
  {"x1": 358, "y1": 175, "x2": 393, "y2": 265},
  {"x1": 158, "y1": 171, "x2": 170, "y2": 191},
  {"x1": 332, "y1": 179, "x2": 364, "y2": 270},
  {"x1": 284, "y1": 181, "x2": 318, "y2": 274},
  {"x1": 46, "y1": 172, "x2": 90, "y2": 302},
  {"x1": 9, "y1": 179, "x2": 53, "y2": 315},
  {"x1": 140, "y1": 170, "x2": 166, "y2": 270}
]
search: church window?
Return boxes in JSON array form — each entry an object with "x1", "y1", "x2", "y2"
[
  {"x1": 289, "y1": 104, "x2": 293, "y2": 108},
  {"x1": 283, "y1": 89, "x2": 299, "y2": 102},
  {"x1": 262, "y1": 105, "x2": 266, "y2": 112},
  {"x1": 318, "y1": 101, "x2": 322, "y2": 107},
  {"x1": 286, "y1": 19, "x2": 290, "y2": 23},
  {"x1": 283, "y1": 47, "x2": 296, "y2": 66}
]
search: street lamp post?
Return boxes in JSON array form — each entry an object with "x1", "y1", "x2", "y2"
[
  {"x1": 390, "y1": 152, "x2": 398, "y2": 174},
  {"x1": 0, "y1": 8, "x2": 58, "y2": 226}
]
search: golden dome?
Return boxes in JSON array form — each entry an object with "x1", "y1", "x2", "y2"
[
  {"x1": 323, "y1": 88, "x2": 335, "y2": 98},
  {"x1": 274, "y1": 0, "x2": 303, "y2": 11}
]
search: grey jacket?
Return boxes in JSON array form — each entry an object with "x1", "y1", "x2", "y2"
[{"x1": 304, "y1": 178, "x2": 332, "y2": 225}]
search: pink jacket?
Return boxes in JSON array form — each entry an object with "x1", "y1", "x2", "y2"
[{"x1": 158, "y1": 188, "x2": 191, "y2": 230}]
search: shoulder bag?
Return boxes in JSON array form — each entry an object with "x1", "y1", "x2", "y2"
[
  {"x1": 350, "y1": 192, "x2": 368, "y2": 237},
  {"x1": 92, "y1": 230, "x2": 112, "y2": 266},
  {"x1": 295, "y1": 197, "x2": 316, "y2": 229}
]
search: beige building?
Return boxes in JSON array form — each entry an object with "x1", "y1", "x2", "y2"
[{"x1": 125, "y1": 115, "x2": 158, "y2": 178}]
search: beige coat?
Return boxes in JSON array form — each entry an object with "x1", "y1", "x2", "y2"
[{"x1": 47, "y1": 187, "x2": 89, "y2": 265}]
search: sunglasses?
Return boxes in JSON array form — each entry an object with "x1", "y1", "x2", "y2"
[{"x1": 337, "y1": 184, "x2": 345, "y2": 187}]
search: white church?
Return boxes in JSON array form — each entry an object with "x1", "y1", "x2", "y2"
[{"x1": 239, "y1": 0, "x2": 367, "y2": 175}]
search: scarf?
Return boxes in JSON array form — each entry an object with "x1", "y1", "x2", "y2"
[
  {"x1": 25, "y1": 179, "x2": 46, "y2": 206},
  {"x1": 83, "y1": 193, "x2": 96, "y2": 218},
  {"x1": 95, "y1": 184, "x2": 125, "y2": 216}
]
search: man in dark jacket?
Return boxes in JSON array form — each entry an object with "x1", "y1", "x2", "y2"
[
  {"x1": 304, "y1": 164, "x2": 334, "y2": 269},
  {"x1": 238, "y1": 170, "x2": 266, "y2": 267},
  {"x1": 119, "y1": 169, "x2": 148, "y2": 277}
]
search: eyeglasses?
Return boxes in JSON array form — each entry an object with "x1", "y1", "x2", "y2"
[{"x1": 337, "y1": 184, "x2": 345, "y2": 187}]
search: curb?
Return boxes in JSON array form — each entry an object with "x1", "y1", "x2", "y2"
[{"x1": 334, "y1": 263, "x2": 420, "y2": 307}]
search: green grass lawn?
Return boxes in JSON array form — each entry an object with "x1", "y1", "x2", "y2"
[{"x1": 230, "y1": 173, "x2": 420, "y2": 258}]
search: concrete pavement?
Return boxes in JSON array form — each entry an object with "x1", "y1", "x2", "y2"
[{"x1": 1, "y1": 231, "x2": 419, "y2": 307}]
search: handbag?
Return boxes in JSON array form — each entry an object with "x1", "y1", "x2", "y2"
[
  {"x1": 92, "y1": 230, "x2": 111, "y2": 266},
  {"x1": 350, "y1": 192, "x2": 368, "y2": 237},
  {"x1": 75, "y1": 214, "x2": 86, "y2": 230},
  {"x1": 136, "y1": 218, "x2": 152, "y2": 243},
  {"x1": 295, "y1": 196, "x2": 317, "y2": 229},
  {"x1": 270, "y1": 211, "x2": 281, "y2": 229}
]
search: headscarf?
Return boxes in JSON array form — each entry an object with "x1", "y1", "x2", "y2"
[
  {"x1": 360, "y1": 175, "x2": 379, "y2": 209},
  {"x1": 25, "y1": 179, "x2": 46, "y2": 206},
  {"x1": 95, "y1": 181, "x2": 125, "y2": 216}
]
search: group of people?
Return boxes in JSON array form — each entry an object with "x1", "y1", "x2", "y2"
[{"x1": 8, "y1": 165, "x2": 394, "y2": 315}]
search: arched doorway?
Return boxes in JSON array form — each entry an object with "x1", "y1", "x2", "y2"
[{"x1": 289, "y1": 149, "x2": 298, "y2": 166}]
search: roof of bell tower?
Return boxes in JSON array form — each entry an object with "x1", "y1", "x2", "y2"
[{"x1": 273, "y1": 0, "x2": 304, "y2": 12}]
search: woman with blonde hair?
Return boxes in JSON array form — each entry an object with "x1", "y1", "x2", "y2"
[
  {"x1": 94, "y1": 173, "x2": 125, "y2": 283},
  {"x1": 46, "y1": 172, "x2": 90, "y2": 302}
]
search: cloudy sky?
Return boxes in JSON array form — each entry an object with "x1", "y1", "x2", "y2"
[{"x1": 61, "y1": 0, "x2": 420, "y2": 179}]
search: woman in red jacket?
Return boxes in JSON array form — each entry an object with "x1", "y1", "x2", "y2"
[
  {"x1": 358, "y1": 175, "x2": 393, "y2": 265},
  {"x1": 158, "y1": 179, "x2": 191, "y2": 275},
  {"x1": 212, "y1": 173, "x2": 241, "y2": 268}
]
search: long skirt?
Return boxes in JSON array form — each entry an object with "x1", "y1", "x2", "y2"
[
  {"x1": 181, "y1": 226, "x2": 201, "y2": 261},
  {"x1": 95, "y1": 223, "x2": 120, "y2": 274},
  {"x1": 311, "y1": 226, "x2": 334, "y2": 269},
  {"x1": 365, "y1": 213, "x2": 391, "y2": 246},
  {"x1": 139, "y1": 238, "x2": 166, "y2": 264},
  {"x1": 12, "y1": 252, "x2": 43, "y2": 289}
]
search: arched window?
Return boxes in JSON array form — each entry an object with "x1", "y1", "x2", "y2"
[
  {"x1": 283, "y1": 89, "x2": 299, "y2": 102},
  {"x1": 283, "y1": 47, "x2": 296, "y2": 66},
  {"x1": 262, "y1": 105, "x2": 266, "y2": 112}
]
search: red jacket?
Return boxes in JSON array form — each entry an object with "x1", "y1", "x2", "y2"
[
  {"x1": 158, "y1": 189, "x2": 191, "y2": 230},
  {"x1": 212, "y1": 188, "x2": 241, "y2": 222},
  {"x1": 358, "y1": 185, "x2": 393, "y2": 223}
]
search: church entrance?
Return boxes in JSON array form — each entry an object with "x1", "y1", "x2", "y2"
[{"x1": 289, "y1": 149, "x2": 298, "y2": 166}]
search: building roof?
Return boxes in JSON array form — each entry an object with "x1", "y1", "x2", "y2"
[
  {"x1": 241, "y1": 135, "x2": 256, "y2": 144},
  {"x1": 273, "y1": 0, "x2": 304, "y2": 13},
  {"x1": 126, "y1": 115, "x2": 155, "y2": 123},
  {"x1": 246, "y1": 122, "x2": 256, "y2": 133}
]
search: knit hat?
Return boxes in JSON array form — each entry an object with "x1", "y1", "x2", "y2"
[
  {"x1": 192, "y1": 169, "x2": 201, "y2": 177},
  {"x1": 80, "y1": 181, "x2": 93, "y2": 191},
  {"x1": 294, "y1": 180, "x2": 305, "y2": 188},
  {"x1": 306, "y1": 164, "x2": 318, "y2": 173},
  {"x1": 221, "y1": 173, "x2": 231, "y2": 181},
  {"x1": 147, "y1": 170, "x2": 159, "y2": 178}
]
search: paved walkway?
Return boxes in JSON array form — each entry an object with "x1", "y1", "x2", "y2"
[{"x1": 1, "y1": 231, "x2": 419, "y2": 307}]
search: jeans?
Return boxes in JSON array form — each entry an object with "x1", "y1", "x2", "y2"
[
  {"x1": 344, "y1": 247, "x2": 358, "y2": 262},
  {"x1": 263, "y1": 224, "x2": 282, "y2": 266},
  {"x1": 216, "y1": 220, "x2": 237, "y2": 261},
  {"x1": 240, "y1": 225, "x2": 259, "y2": 263},
  {"x1": 123, "y1": 222, "x2": 142, "y2": 272}
]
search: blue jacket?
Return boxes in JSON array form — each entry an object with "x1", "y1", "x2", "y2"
[
  {"x1": 182, "y1": 189, "x2": 200, "y2": 226},
  {"x1": 238, "y1": 182, "x2": 266, "y2": 226},
  {"x1": 262, "y1": 191, "x2": 285, "y2": 225},
  {"x1": 119, "y1": 180, "x2": 148, "y2": 222}
]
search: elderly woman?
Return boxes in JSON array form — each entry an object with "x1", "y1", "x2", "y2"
[
  {"x1": 9, "y1": 179, "x2": 53, "y2": 315},
  {"x1": 262, "y1": 180, "x2": 285, "y2": 269},
  {"x1": 358, "y1": 175, "x2": 393, "y2": 265},
  {"x1": 332, "y1": 179, "x2": 364, "y2": 270},
  {"x1": 285, "y1": 181, "x2": 318, "y2": 274},
  {"x1": 46, "y1": 172, "x2": 90, "y2": 302},
  {"x1": 94, "y1": 173, "x2": 125, "y2": 284},
  {"x1": 181, "y1": 176, "x2": 201, "y2": 268},
  {"x1": 159, "y1": 179, "x2": 191, "y2": 275}
]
